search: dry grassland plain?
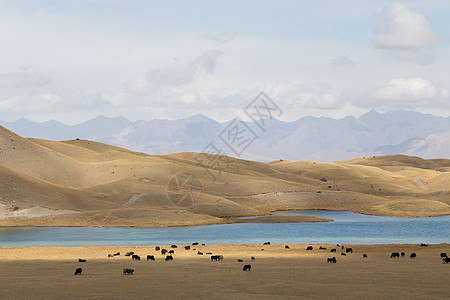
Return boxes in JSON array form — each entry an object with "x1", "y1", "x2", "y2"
[{"x1": 0, "y1": 244, "x2": 449, "y2": 299}]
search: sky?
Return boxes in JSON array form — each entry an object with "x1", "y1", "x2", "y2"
[{"x1": 0, "y1": 0, "x2": 449, "y2": 124}]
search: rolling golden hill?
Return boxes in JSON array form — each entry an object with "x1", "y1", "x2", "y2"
[{"x1": 0, "y1": 125, "x2": 449, "y2": 226}]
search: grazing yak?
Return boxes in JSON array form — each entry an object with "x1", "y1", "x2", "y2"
[
  {"x1": 161, "y1": 249, "x2": 168, "y2": 255},
  {"x1": 192, "y1": 242, "x2": 199, "y2": 245},
  {"x1": 263, "y1": 242, "x2": 271, "y2": 245},
  {"x1": 341, "y1": 252, "x2": 346, "y2": 256},
  {"x1": 74, "y1": 268, "x2": 82, "y2": 275},
  {"x1": 113, "y1": 252, "x2": 120, "y2": 256},
  {"x1": 184, "y1": 246, "x2": 191, "y2": 250},
  {"x1": 168, "y1": 250, "x2": 175, "y2": 254},
  {"x1": 410, "y1": 253, "x2": 416, "y2": 258},
  {"x1": 131, "y1": 254, "x2": 141, "y2": 261},
  {"x1": 345, "y1": 248, "x2": 353, "y2": 253},
  {"x1": 237, "y1": 259, "x2": 244, "y2": 262},
  {"x1": 330, "y1": 249, "x2": 336, "y2": 253},
  {"x1": 443, "y1": 257, "x2": 450, "y2": 264},
  {"x1": 155, "y1": 246, "x2": 160, "y2": 251},
  {"x1": 243, "y1": 265, "x2": 252, "y2": 271},
  {"x1": 421, "y1": 243, "x2": 428, "y2": 247},
  {"x1": 327, "y1": 257, "x2": 337, "y2": 263},
  {"x1": 123, "y1": 268, "x2": 134, "y2": 275},
  {"x1": 251, "y1": 256, "x2": 255, "y2": 261},
  {"x1": 108, "y1": 254, "x2": 114, "y2": 258},
  {"x1": 363, "y1": 254, "x2": 368, "y2": 258},
  {"x1": 125, "y1": 252, "x2": 134, "y2": 257},
  {"x1": 78, "y1": 259, "x2": 86, "y2": 263},
  {"x1": 391, "y1": 252, "x2": 400, "y2": 258},
  {"x1": 147, "y1": 255, "x2": 155, "y2": 261},
  {"x1": 171, "y1": 245, "x2": 178, "y2": 248},
  {"x1": 211, "y1": 255, "x2": 223, "y2": 261},
  {"x1": 165, "y1": 255, "x2": 174, "y2": 261},
  {"x1": 401, "y1": 252, "x2": 405, "y2": 257},
  {"x1": 306, "y1": 246, "x2": 313, "y2": 251},
  {"x1": 285, "y1": 245, "x2": 290, "y2": 249},
  {"x1": 440, "y1": 253, "x2": 448, "y2": 258}
]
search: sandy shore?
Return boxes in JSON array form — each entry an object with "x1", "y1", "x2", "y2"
[
  {"x1": 0, "y1": 243, "x2": 448, "y2": 299},
  {"x1": 0, "y1": 210, "x2": 333, "y2": 227}
]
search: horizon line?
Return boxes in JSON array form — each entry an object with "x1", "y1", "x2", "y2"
[{"x1": 1, "y1": 109, "x2": 448, "y2": 127}]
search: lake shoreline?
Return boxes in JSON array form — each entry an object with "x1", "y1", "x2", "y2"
[
  {"x1": 1, "y1": 211, "x2": 449, "y2": 247},
  {"x1": 0, "y1": 209, "x2": 335, "y2": 228},
  {"x1": 0, "y1": 208, "x2": 449, "y2": 228}
]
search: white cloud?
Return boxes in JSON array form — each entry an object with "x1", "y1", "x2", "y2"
[
  {"x1": 0, "y1": 96, "x2": 20, "y2": 111},
  {"x1": 331, "y1": 55, "x2": 354, "y2": 67},
  {"x1": 40, "y1": 91, "x2": 61, "y2": 106},
  {"x1": 373, "y1": 2, "x2": 441, "y2": 64},
  {"x1": 0, "y1": 88, "x2": 114, "y2": 122},
  {"x1": 345, "y1": 77, "x2": 450, "y2": 110},
  {"x1": 260, "y1": 80, "x2": 345, "y2": 112},
  {"x1": 384, "y1": 49, "x2": 434, "y2": 65},
  {"x1": 125, "y1": 50, "x2": 222, "y2": 95},
  {"x1": 311, "y1": 93, "x2": 342, "y2": 109},
  {"x1": 374, "y1": 3, "x2": 440, "y2": 49},
  {"x1": 0, "y1": 1, "x2": 449, "y2": 124},
  {"x1": 372, "y1": 77, "x2": 445, "y2": 102},
  {"x1": 0, "y1": 94, "x2": 55, "y2": 113},
  {"x1": 190, "y1": 49, "x2": 223, "y2": 74},
  {"x1": 0, "y1": 73, "x2": 51, "y2": 88},
  {"x1": 197, "y1": 32, "x2": 234, "y2": 44}
]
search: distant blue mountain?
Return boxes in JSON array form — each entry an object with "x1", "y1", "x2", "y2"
[
  {"x1": 1, "y1": 110, "x2": 450, "y2": 162},
  {"x1": 0, "y1": 115, "x2": 137, "y2": 141}
]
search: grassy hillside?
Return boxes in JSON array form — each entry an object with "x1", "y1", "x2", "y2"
[{"x1": 0, "y1": 125, "x2": 449, "y2": 226}]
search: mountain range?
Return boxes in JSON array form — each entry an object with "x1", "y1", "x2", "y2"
[{"x1": 1, "y1": 110, "x2": 450, "y2": 162}]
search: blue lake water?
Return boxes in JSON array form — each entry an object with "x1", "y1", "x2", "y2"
[{"x1": 0, "y1": 211, "x2": 449, "y2": 247}]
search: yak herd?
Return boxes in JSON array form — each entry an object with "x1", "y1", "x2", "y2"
[
  {"x1": 73, "y1": 242, "x2": 449, "y2": 276},
  {"x1": 73, "y1": 242, "x2": 246, "y2": 275}
]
